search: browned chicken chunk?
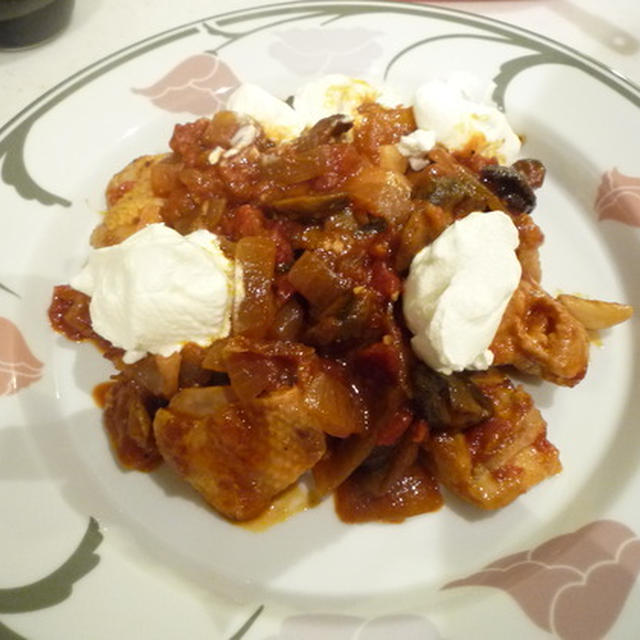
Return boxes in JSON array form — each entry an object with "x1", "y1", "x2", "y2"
[
  {"x1": 91, "y1": 154, "x2": 167, "y2": 248},
  {"x1": 153, "y1": 385, "x2": 327, "y2": 521},
  {"x1": 103, "y1": 375, "x2": 163, "y2": 471},
  {"x1": 426, "y1": 369, "x2": 561, "y2": 509},
  {"x1": 491, "y1": 278, "x2": 590, "y2": 386}
]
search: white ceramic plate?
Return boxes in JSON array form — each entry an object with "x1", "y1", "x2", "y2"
[{"x1": 2, "y1": 2, "x2": 639, "y2": 638}]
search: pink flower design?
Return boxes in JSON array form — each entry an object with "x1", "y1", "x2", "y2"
[
  {"x1": 0, "y1": 317, "x2": 44, "y2": 396},
  {"x1": 132, "y1": 53, "x2": 240, "y2": 116},
  {"x1": 595, "y1": 168, "x2": 640, "y2": 226},
  {"x1": 265, "y1": 614, "x2": 443, "y2": 640},
  {"x1": 269, "y1": 28, "x2": 383, "y2": 76},
  {"x1": 443, "y1": 520, "x2": 640, "y2": 640}
]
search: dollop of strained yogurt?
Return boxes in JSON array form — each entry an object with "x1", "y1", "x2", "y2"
[
  {"x1": 293, "y1": 73, "x2": 401, "y2": 124},
  {"x1": 412, "y1": 75, "x2": 521, "y2": 164},
  {"x1": 226, "y1": 83, "x2": 305, "y2": 142},
  {"x1": 402, "y1": 211, "x2": 522, "y2": 374},
  {"x1": 224, "y1": 73, "x2": 520, "y2": 166},
  {"x1": 71, "y1": 223, "x2": 234, "y2": 363},
  {"x1": 225, "y1": 75, "x2": 402, "y2": 143}
]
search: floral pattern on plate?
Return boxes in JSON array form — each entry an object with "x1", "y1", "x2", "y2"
[
  {"x1": 0, "y1": 519, "x2": 102, "y2": 638},
  {"x1": 132, "y1": 53, "x2": 240, "y2": 116},
  {"x1": 268, "y1": 28, "x2": 383, "y2": 76},
  {"x1": 595, "y1": 169, "x2": 640, "y2": 226},
  {"x1": 0, "y1": 519, "x2": 102, "y2": 614},
  {"x1": 0, "y1": 317, "x2": 44, "y2": 396},
  {"x1": 443, "y1": 520, "x2": 640, "y2": 640}
]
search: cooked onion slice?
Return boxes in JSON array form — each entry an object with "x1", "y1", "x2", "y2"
[{"x1": 557, "y1": 294, "x2": 633, "y2": 331}]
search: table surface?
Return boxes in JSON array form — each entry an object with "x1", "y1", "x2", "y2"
[{"x1": 1, "y1": 0, "x2": 639, "y2": 127}]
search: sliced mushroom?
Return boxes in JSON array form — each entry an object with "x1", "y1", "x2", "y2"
[
  {"x1": 268, "y1": 192, "x2": 350, "y2": 219},
  {"x1": 295, "y1": 114, "x2": 353, "y2": 150},
  {"x1": 412, "y1": 364, "x2": 492, "y2": 432},
  {"x1": 413, "y1": 146, "x2": 505, "y2": 214}
]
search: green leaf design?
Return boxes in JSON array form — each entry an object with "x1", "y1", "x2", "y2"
[
  {"x1": 0, "y1": 121, "x2": 70, "y2": 206},
  {"x1": 0, "y1": 28, "x2": 198, "y2": 208},
  {"x1": 228, "y1": 605, "x2": 264, "y2": 639},
  {"x1": 0, "y1": 283, "x2": 20, "y2": 299},
  {"x1": 491, "y1": 46, "x2": 640, "y2": 111},
  {"x1": 0, "y1": 621, "x2": 27, "y2": 640},
  {"x1": 381, "y1": 27, "x2": 640, "y2": 112},
  {"x1": 0, "y1": 517, "x2": 102, "y2": 614}
]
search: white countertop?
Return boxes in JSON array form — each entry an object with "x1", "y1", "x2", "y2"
[{"x1": 1, "y1": 0, "x2": 639, "y2": 127}]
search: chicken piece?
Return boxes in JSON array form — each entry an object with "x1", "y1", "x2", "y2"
[
  {"x1": 91, "y1": 154, "x2": 167, "y2": 247},
  {"x1": 491, "y1": 278, "x2": 590, "y2": 386},
  {"x1": 412, "y1": 364, "x2": 492, "y2": 432},
  {"x1": 426, "y1": 369, "x2": 561, "y2": 510},
  {"x1": 103, "y1": 375, "x2": 163, "y2": 471},
  {"x1": 153, "y1": 385, "x2": 327, "y2": 521},
  {"x1": 513, "y1": 212, "x2": 544, "y2": 282}
]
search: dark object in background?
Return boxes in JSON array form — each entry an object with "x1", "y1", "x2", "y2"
[{"x1": 0, "y1": 0, "x2": 74, "y2": 49}]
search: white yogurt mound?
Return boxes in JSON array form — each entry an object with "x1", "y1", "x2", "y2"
[
  {"x1": 293, "y1": 74, "x2": 384, "y2": 124},
  {"x1": 226, "y1": 76, "x2": 403, "y2": 143},
  {"x1": 225, "y1": 73, "x2": 520, "y2": 166},
  {"x1": 412, "y1": 76, "x2": 521, "y2": 164},
  {"x1": 403, "y1": 211, "x2": 522, "y2": 374},
  {"x1": 226, "y1": 83, "x2": 304, "y2": 142},
  {"x1": 71, "y1": 223, "x2": 234, "y2": 364}
]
